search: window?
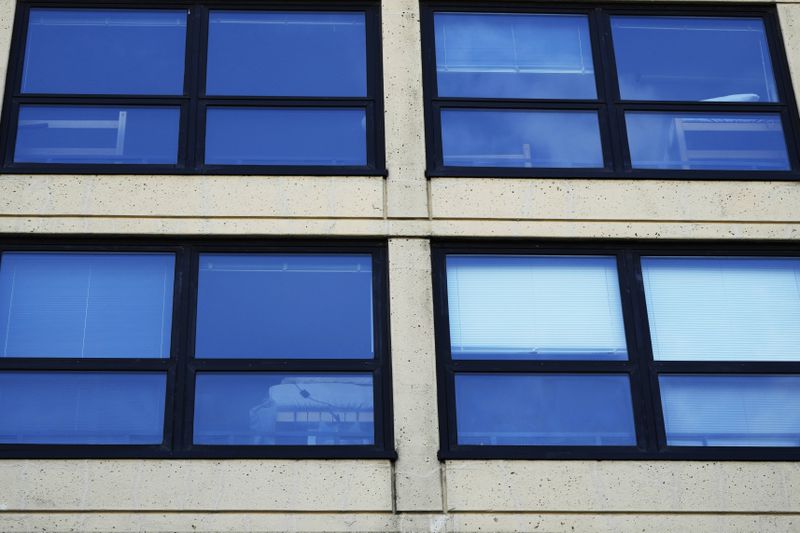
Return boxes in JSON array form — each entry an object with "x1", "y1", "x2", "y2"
[
  {"x1": 0, "y1": 240, "x2": 393, "y2": 459},
  {"x1": 0, "y1": 2, "x2": 384, "y2": 175},
  {"x1": 432, "y1": 242, "x2": 800, "y2": 460},
  {"x1": 422, "y1": 4, "x2": 800, "y2": 179}
]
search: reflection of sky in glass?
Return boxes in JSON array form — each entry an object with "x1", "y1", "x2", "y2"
[
  {"x1": 455, "y1": 374, "x2": 636, "y2": 446},
  {"x1": 660, "y1": 375, "x2": 800, "y2": 446},
  {"x1": 207, "y1": 11, "x2": 366, "y2": 97},
  {"x1": 194, "y1": 373, "x2": 374, "y2": 445},
  {"x1": 435, "y1": 12, "x2": 596, "y2": 99},
  {"x1": 0, "y1": 372, "x2": 166, "y2": 444},
  {"x1": 626, "y1": 112, "x2": 789, "y2": 170},
  {"x1": 0, "y1": 252, "x2": 175, "y2": 358},
  {"x1": 441, "y1": 109, "x2": 603, "y2": 168},
  {"x1": 205, "y1": 108, "x2": 367, "y2": 166},
  {"x1": 643, "y1": 257, "x2": 800, "y2": 361},
  {"x1": 23, "y1": 9, "x2": 187, "y2": 95},
  {"x1": 611, "y1": 16, "x2": 778, "y2": 102},
  {"x1": 446, "y1": 255, "x2": 627, "y2": 360}
]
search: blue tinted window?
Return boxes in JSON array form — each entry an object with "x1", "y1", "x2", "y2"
[
  {"x1": 626, "y1": 112, "x2": 789, "y2": 170},
  {"x1": 193, "y1": 373, "x2": 374, "y2": 445},
  {"x1": 0, "y1": 372, "x2": 166, "y2": 444},
  {"x1": 195, "y1": 254, "x2": 373, "y2": 359},
  {"x1": 14, "y1": 106, "x2": 180, "y2": 164},
  {"x1": 0, "y1": 253, "x2": 174, "y2": 358},
  {"x1": 612, "y1": 17, "x2": 778, "y2": 102},
  {"x1": 22, "y1": 9, "x2": 186, "y2": 95},
  {"x1": 434, "y1": 13, "x2": 596, "y2": 99},
  {"x1": 207, "y1": 12, "x2": 366, "y2": 97},
  {"x1": 455, "y1": 374, "x2": 636, "y2": 446},
  {"x1": 660, "y1": 375, "x2": 800, "y2": 447},
  {"x1": 204, "y1": 108, "x2": 366, "y2": 166},
  {"x1": 441, "y1": 109, "x2": 603, "y2": 168}
]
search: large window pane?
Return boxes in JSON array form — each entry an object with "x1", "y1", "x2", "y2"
[
  {"x1": 660, "y1": 375, "x2": 800, "y2": 447},
  {"x1": 0, "y1": 253, "x2": 174, "y2": 358},
  {"x1": 14, "y1": 106, "x2": 180, "y2": 164},
  {"x1": 0, "y1": 372, "x2": 166, "y2": 444},
  {"x1": 204, "y1": 108, "x2": 366, "y2": 166},
  {"x1": 441, "y1": 109, "x2": 603, "y2": 168},
  {"x1": 193, "y1": 373, "x2": 374, "y2": 445},
  {"x1": 625, "y1": 112, "x2": 789, "y2": 170},
  {"x1": 206, "y1": 11, "x2": 366, "y2": 97},
  {"x1": 22, "y1": 9, "x2": 186, "y2": 95},
  {"x1": 642, "y1": 257, "x2": 800, "y2": 361},
  {"x1": 195, "y1": 254, "x2": 373, "y2": 359},
  {"x1": 455, "y1": 374, "x2": 636, "y2": 446},
  {"x1": 434, "y1": 13, "x2": 596, "y2": 99},
  {"x1": 446, "y1": 256, "x2": 627, "y2": 360},
  {"x1": 611, "y1": 17, "x2": 778, "y2": 102}
]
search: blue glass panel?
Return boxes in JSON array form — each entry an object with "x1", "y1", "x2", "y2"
[
  {"x1": 22, "y1": 9, "x2": 186, "y2": 95},
  {"x1": 455, "y1": 374, "x2": 636, "y2": 446},
  {"x1": 660, "y1": 375, "x2": 800, "y2": 447},
  {"x1": 0, "y1": 372, "x2": 166, "y2": 444},
  {"x1": 611, "y1": 17, "x2": 778, "y2": 102},
  {"x1": 195, "y1": 254, "x2": 373, "y2": 359},
  {"x1": 193, "y1": 373, "x2": 374, "y2": 445},
  {"x1": 441, "y1": 109, "x2": 603, "y2": 168},
  {"x1": 642, "y1": 257, "x2": 800, "y2": 361},
  {"x1": 446, "y1": 255, "x2": 627, "y2": 360},
  {"x1": 14, "y1": 106, "x2": 180, "y2": 164},
  {"x1": 207, "y1": 11, "x2": 366, "y2": 97},
  {"x1": 626, "y1": 112, "x2": 789, "y2": 170},
  {"x1": 0, "y1": 252, "x2": 174, "y2": 358},
  {"x1": 434, "y1": 13, "x2": 596, "y2": 99},
  {"x1": 204, "y1": 108, "x2": 366, "y2": 166}
]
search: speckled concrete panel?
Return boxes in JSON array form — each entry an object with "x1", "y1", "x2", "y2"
[{"x1": 0, "y1": 0, "x2": 14, "y2": 107}]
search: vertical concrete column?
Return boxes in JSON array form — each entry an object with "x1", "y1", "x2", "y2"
[
  {"x1": 779, "y1": 3, "x2": 800, "y2": 112},
  {"x1": 388, "y1": 238, "x2": 443, "y2": 511},
  {"x1": 382, "y1": 0, "x2": 430, "y2": 219},
  {"x1": 0, "y1": 0, "x2": 16, "y2": 106}
]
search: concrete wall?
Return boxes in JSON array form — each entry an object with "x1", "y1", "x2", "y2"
[{"x1": 0, "y1": 0, "x2": 799, "y2": 530}]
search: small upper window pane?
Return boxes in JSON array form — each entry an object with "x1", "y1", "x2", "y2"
[
  {"x1": 206, "y1": 11, "x2": 366, "y2": 97},
  {"x1": 22, "y1": 9, "x2": 187, "y2": 95},
  {"x1": 195, "y1": 254, "x2": 374, "y2": 359},
  {"x1": 446, "y1": 255, "x2": 627, "y2": 360},
  {"x1": 642, "y1": 257, "x2": 800, "y2": 361},
  {"x1": 0, "y1": 252, "x2": 175, "y2": 358},
  {"x1": 434, "y1": 13, "x2": 597, "y2": 99},
  {"x1": 611, "y1": 16, "x2": 778, "y2": 102}
]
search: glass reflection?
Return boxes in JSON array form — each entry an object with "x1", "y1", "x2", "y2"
[{"x1": 193, "y1": 373, "x2": 374, "y2": 445}]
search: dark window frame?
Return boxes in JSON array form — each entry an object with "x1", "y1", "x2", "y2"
[
  {"x1": 0, "y1": 0, "x2": 386, "y2": 176},
  {"x1": 432, "y1": 240, "x2": 800, "y2": 460},
  {"x1": 421, "y1": 3, "x2": 800, "y2": 180},
  {"x1": 0, "y1": 237, "x2": 395, "y2": 460}
]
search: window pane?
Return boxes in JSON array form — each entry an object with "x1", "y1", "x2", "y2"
[
  {"x1": 22, "y1": 9, "x2": 186, "y2": 95},
  {"x1": 434, "y1": 13, "x2": 596, "y2": 99},
  {"x1": 195, "y1": 254, "x2": 373, "y2": 359},
  {"x1": 446, "y1": 255, "x2": 627, "y2": 360},
  {"x1": 611, "y1": 17, "x2": 778, "y2": 102},
  {"x1": 642, "y1": 257, "x2": 800, "y2": 361},
  {"x1": 0, "y1": 372, "x2": 166, "y2": 444},
  {"x1": 206, "y1": 11, "x2": 366, "y2": 97},
  {"x1": 14, "y1": 106, "x2": 180, "y2": 165},
  {"x1": 0, "y1": 253, "x2": 174, "y2": 358},
  {"x1": 660, "y1": 375, "x2": 800, "y2": 447},
  {"x1": 193, "y1": 373, "x2": 374, "y2": 445},
  {"x1": 455, "y1": 374, "x2": 636, "y2": 446},
  {"x1": 625, "y1": 112, "x2": 789, "y2": 171},
  {"x1": 204, "y1": 108, "x2": 366, "y2": 166},
  {"x1": 441, "y1": 109, "x2": 603, "y2": 168}
]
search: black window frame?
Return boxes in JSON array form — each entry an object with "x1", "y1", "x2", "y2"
[
  {"x1": 0, "y1": 0, "x2": 386, "y2": 177},
  {"x1": 432, "y1": 240, "x2": 800, "y2": 460},
  {"x1": 421, "y1": 2, "x2": 800, "y2": 180},
  {"x1": 0, "y1": 237, "x2": 395, "y2": 460}
]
